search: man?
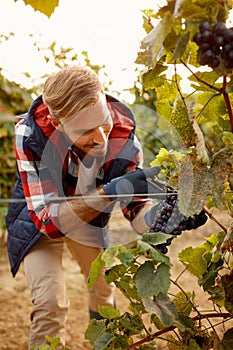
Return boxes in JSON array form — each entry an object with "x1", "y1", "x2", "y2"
[{"x1": 6, "y1": 65, "x2": 207, "y2": 349}]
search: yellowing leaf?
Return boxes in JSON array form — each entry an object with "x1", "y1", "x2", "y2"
[
  {"x1": 173, "y1": 291, "x2": 194, "y2": 316},
  {"x1": 188, "y1": 102, "x2": 209, "y2": 163},
  {"x1": 178, "y1": 246, "x2": 208, "y2": 277},
  {"x1": 22, "y1": 0, "x2": 59, "y2": 18},
  {"x1": 136, "y1": 12, "x2": 174, "y2": 68}
]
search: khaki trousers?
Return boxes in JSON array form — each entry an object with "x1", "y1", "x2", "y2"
[{"x1": 24, "y1": 236, "x2": 115, "y2": 349}]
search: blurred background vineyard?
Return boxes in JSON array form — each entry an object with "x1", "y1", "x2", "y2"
[{"x1": 0, "y1": 71, "x2": 34, "y2": 239}]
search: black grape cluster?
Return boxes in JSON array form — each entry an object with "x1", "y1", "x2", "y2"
[
  {"x1": 193, "y1": 21, "x2": 233, "y2": 69},
  {"x1": 148, "y1": 188, "x2": 200, "y2": 254}
]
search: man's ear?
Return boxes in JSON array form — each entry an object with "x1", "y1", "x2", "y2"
[{"x1": 47, "y1": 115, "x2": 60, "y2": 128}]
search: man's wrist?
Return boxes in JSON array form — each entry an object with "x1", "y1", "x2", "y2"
[{"x1": 97, "y1": 186, "x2": 113, "y2": 202}]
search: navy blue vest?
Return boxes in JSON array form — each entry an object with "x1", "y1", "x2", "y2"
[{"x1": 6, "y1": 95, "x2": 140, "y2": 276}]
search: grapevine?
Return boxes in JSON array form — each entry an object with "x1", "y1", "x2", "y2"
[{"x1": 85, "y1": 1, "x2": 233, "y2": 349}]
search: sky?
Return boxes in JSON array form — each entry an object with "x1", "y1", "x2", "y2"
[
  {"x1": 0, "y1": 0, "x2": 165, "y2": 94},
  {"x1": 1, "y1": 0, "x2": 232, "y2": 98}
]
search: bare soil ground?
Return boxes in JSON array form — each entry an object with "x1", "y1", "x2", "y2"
[{"x1": 0, "y1": 206, "x2": 232, "y2": 350}]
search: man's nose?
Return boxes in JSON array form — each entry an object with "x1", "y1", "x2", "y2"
[{"x1": 93, "y1": 127, "x2": 107, "y2": 143}]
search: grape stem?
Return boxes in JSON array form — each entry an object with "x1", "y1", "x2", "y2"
[
  {"x1": 180, "y1": 60, "x2": 233, "y2": 133},
  {"x1": 180, "y1": 59, "x2": 222, "y2": 93},
  {"x1": 222, "y1": 75, "x2": 233, "y2": 133},
  {"x1": 203, "y1": 207, "x2": 228, "y2": 233}
]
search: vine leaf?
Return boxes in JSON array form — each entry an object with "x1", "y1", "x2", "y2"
[
  {"x1": 171, "y1": 31, "x2": 190, "y2": 61},
  {"x1": 142, "y1": 293, "x2": 185, "y2": 330},
  {"x1": 138, "y1": 240, "x2": 171, "y2": 266},
  {"x1": 134, "y1": 261, "x2": 170, "y2": 297},
  {"x1": 188, "y1": 102, "x2": 209, "y2": 163},
  {"x1": 142, "y1": 231, "x2": 174, "y2": 246},
  {"x1": 87, "y1": 252, "x2": 105, "y2": 289},
  {"x1": 85, "y1": 319, "x2": 107, "y2": 345},
  {"x1": 177, "y1": 160, "x2": 213, "y2": 216},
  {"x1": 157, "y1": 97, "x2": 196, "y2": 149},
  {"x1": 136, "y1": 12, "x2": 173, "y2": 68},
  {"x1": 179, "y1": 233, "x2": 225, "y2": 291},
  {"x1": 173, "y1": 291, "x2": 194, "y2": 316},
  {"x1": 21, "y1": 0, "x2": 59, "y2": 17},
  {"x1": 93, "y1": 332, "x2": 115, "y2": 350},
  {"x1": 98, "y1": 305, "x2": 120, "y2": 319},
  {"x1": 101, "y1": 245, "x2": 133, "y2": 268},
  {"x1": 199, "y1": 259, "x2": 224, "y2": 291},
  {"x1": 177, "y1": 154, "x2": 231, "y2": 216},
  {"x1": 178, "y1": 246, "x2": 208, "y2": 277}
]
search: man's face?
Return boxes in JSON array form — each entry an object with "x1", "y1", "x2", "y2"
[{"x1": 59, "y1": 95, "x2": 113, "y2": 158}]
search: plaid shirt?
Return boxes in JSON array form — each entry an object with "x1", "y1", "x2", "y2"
[{"x1": 15, "y1": 95, "x2": 151, "y2": 239}]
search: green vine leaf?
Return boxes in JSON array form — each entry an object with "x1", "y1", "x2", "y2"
[
  {"x1": 173, "y1": 291, "x2": 194, "y2": 316},
  {"x1": 118, "y1": 313, "x2": 144, "y2": 334},
  {"x1": 171, "y1": 31, "x2": 190, "y2": 62},
  {"x1": 134, "y1": 261, "x2": 170, "y2": 297},
  {"x1": 142, "y1": 231, "x2": 174, "y2": 246},
  {"x1": 137, "y1": 240, "x2": 171, "y2": 266},
  {"x1": 98, "y1": 305, "x2": 120, "y2": 319},
  {"x1": 178, "y1": 246, "x2": 208, "y2": 277},
  {"x1": 94, "y1": 332, "x2": 115, "y2": 350},
  {"x1": 85, "y1": 319, "x2": 107, "y2": 346},
  {"x1": 87, "y1": 252, "x2": 104, "y2": 289},
  {"x1": 198, "y1": 259, "x2": 224, "y2": 291},
  {"x1": 142, "y1": 293, "x2": 185, "y2": 330},
  {"x1": 166, "y1": 334, "x2": 188, "y2": 349}
]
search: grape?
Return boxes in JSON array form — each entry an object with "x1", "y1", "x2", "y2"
[
  {"x1": 199, "y1": 21, "x2": 211, "y2": 32},
  {"x1": 193, "y1": 32, "x2": 203, "y2": 45},
  {"x1": 222, "y1": 43, "x2": 232, "y2": 54},
  {"x1": 200, "y1": 43, "x2": 211, "y2": 53},
  {"x1": 148, "y1": 189, "x2": 188, "y2": 254},
  {"x1": 224, "y1": 58, "x2": 233, "y2": 69},
  {"x1": 198, "y1": 56, "x2": 209, "y2": 66},
  {"x1": 203, "y1": 50, "x2": 215, "y2": 59},
  {"x1": 213, "y1": 22, "x2": 226, "y2": 35},
  {"x1": 214, "y1": 35, "x2": 225, "y2": 47},
  {"x1": 193, "y1": 20, "x2": 233, "y2": 70},
  {"x1": 209, "y1": 57, "x2": 220, "y2": 68},
  {"x1": 223, "y1": 28, "x2": 233, "y2": 42},
  {"x1": 201, "y1": 30, "x2": 213, "y2": 43}
]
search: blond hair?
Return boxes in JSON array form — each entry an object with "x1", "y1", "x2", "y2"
[{"x1": 42, "y1": 65, "x2": 104, "y2": 122}]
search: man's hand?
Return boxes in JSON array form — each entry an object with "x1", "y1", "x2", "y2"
[
  {"x1": 144, "y1": 194, "x2": 208, "y2": 254},
  {"x1": 145, "y1": 201, "x2": 208, "y2": 233},
  {"x1": 103, "y1": 167, "x2": 164, "y2": 200}
]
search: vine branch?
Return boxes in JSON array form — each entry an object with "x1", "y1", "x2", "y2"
[
  {"x1": 204, "y1": 207, "x2": 228, "y2": 233},
  {"x1": 222, "y1": 75, "x2": 233, "y2": 133},
  {"x1": 180, "y1": 59, "x2": 222, "y2": 93},
  {"x1": 129, "y1": 312, "x2": 231, "y2": 349}
]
